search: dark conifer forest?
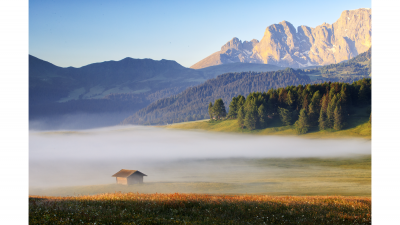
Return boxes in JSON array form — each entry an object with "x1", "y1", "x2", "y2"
[
  {"x1": 222, "y1": 78, "x2": 371, "y2": 133},
  {"x1": 122, "y1": 68, "x2": 368, "y2": 125}
]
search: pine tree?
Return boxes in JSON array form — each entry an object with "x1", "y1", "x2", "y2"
[
  {"x1": 318, "y1": 107, "x2": 327, "y2": 130},
  {"x1": 286, "y1": 90, "x2": 295, "y2": 109},
  {"x1": 302, "y1": 94, "x2": 309, "y2": 113},
  {"x1": 267, "y1": 93, "x2": 277, "y2": 115},
  {"x1": 213, "y1": 99, "x2": 226, "y2": 120},
  {"x1": 308, "y1": 102, "x2": 318, "y2": 126},
  {"x1": 326, "y1": 95, "x2": 337, "y2": 128},
  {"x1": 340, "y1": 84, "x2": 348, "y2": 106},
  {"x1": 310, "y1": 90, "x2": 321, "y2": 108},
  {"x1": 244, "y1": 105, "x2": 258, "y2": 130},
  {"x1": 237, "y1": 95, "x2": 246, "y2": 108},
  {"x1": 320, "y1": 94, "x2": 329, "y2": 114},
  {"x1": 295, "y1": 109, "x2": 309, "y2": 134},
  {"x1": 333, "y1": 105, "x2": 343, "y2": 130},
  {"x1": 208, "y1": 102, "x2": 214, "y2": 120},
  {"x1": 227, "y1": 97, "x2": 238, "y2": 119},
  {"x1": 237, "y1": 107, "x2": 245, "y2": 128},
  {"x1": 278, "y1": 107, "x2": 292, "y2": 126},
  {"x1": 358, "y1": 84, "x2": 367, "y2": 105},
  {"x1": 258, "y1": 104, "x2": 268, "y2": 129},
  {"x1": 278, "y1": 89, "x2": 287, "y2": 107}
]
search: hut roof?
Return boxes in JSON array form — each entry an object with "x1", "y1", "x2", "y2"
[{"x1": 112, "y1": 169, "x2": 147, "y2": 177}]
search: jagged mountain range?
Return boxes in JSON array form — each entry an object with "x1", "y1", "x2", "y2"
[{"x1": 191, "y1": 8, "x2": 371, "y2": 69}]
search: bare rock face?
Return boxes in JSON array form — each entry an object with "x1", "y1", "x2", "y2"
[
  {"x1": 191, "y1": 8, "x2": 371, "y2": 69},
  {"x1": 190, "y1": 38, "x2": 263, "y2": 69}
]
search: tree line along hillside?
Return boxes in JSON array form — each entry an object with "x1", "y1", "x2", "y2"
[
  {"x1": 122, "y1": 68, "x2": 313, "y2": 125},
  {"x1": 122, "y1": 47, "x2": 371, "y2": 126},
  {"x1": 208, "y1": 78, "x2": 371, "y2": 134},
  {"x1": 303, "y1": 47, "x2": 371, "y2": 79}
]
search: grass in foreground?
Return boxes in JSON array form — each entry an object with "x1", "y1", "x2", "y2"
[{"x1": 30, "y1": 193, "x2": 371, "y2": 224}]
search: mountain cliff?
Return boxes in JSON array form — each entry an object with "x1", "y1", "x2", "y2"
[
  {"x1": 191, "y1": 8, "x2": 371, "y2": 69},
  {"x1": 190, "y1": 38, "x2": 263, "y2": 69}
]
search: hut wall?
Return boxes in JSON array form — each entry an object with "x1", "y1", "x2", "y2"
[
  {"x1": 116, "y1": 177, "x2": 128, "y2": 185},
  {"x1": 127, "y1": 174, "x2": 144, "y2": 185}
]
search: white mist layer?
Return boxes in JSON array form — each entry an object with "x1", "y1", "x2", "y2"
[
  {"x1": 30, "y1": 125, "x2": 371, "y2": 160},
  {"x1": 29, "y1": 125, "x2": 371, "y2": 188}
]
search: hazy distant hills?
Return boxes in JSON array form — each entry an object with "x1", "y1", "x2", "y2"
[
  {"x1": 191, "y1": 8, "x2": 371, "y2": 69},
  {"x1": 122, "y1": 69, "x2": 312, "y2": 125},
  {"x1": 29, "y1": 55, "x2": 285, "y2": 127},
  {"x1": 30, "y1": 55, "x2": 206, "y2": 104}
]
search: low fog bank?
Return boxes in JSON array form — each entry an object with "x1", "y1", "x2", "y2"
[
  {"x1": 29, "y1": 112, "x2": 133, "y2": 130},
  {"x1": 30, "y1": 125, "x2": 371, "y2": 188},
  {"x1": 30, "y1": 126, "x2": 371, "y2": 161}
]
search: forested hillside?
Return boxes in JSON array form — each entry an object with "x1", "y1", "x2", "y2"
[
  {"x1": 224, "y1": 79, "x2": 371, "y2": 134},
  {"x1": 303, "y1": 47, "x2": 371, "y2": 80},
  {"x1": 122, "y1": 46, "x2": 371, "y2": 126},
  {"x1": 122, "y1": 69, "x2": 312, "y2": 125}
]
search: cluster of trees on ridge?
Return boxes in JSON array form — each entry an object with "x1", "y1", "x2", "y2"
[{"x1": 208, "y1": 78, "x2": 371, "y2": 134}]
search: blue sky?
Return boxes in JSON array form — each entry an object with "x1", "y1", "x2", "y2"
[{"x1": 29, "y1": 0, "x2": 371, "y2": 68}]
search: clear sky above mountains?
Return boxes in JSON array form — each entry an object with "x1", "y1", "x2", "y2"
[{"x1": 29, "y1": 0, "x2": 371, "y2": 68}]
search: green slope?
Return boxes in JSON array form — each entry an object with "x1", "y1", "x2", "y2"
[{"x1": 165, "y1": 106, "x2": 371, "y2": 140}]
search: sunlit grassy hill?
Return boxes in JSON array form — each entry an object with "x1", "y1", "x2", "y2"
[{"x1": 166, "y1": 106, "x2": 371, "y2": 139}]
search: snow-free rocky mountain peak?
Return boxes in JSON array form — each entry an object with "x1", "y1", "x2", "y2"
[{"x1": 191, "y1": 8, "x2": 371, "y2": 69}]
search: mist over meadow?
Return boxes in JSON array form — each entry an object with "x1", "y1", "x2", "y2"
[
  {"x1": 29, "y1": 112, "x2": 135, "y2": 130},
  {"x1": 30, "y1": 125, "x2": 371, "y2": 188}
]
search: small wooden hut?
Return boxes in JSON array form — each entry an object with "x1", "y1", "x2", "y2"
[{"x1": 112, "y1": 169, "x2": 147, "y2": 185}]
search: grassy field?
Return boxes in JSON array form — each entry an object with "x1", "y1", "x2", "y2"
[
  {"x1": 29, "y1": 193, "x2": 371, "y2": 224},
  {"x1": 30, "y1": 155, "x2": 371, "y2": 197},
  {"x1": 165, "y1": 106, "x2": 371, "y2": 140}
]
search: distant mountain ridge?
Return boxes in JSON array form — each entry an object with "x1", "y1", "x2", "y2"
[
  {"x1": 191, "y1": 8, "x2": 371, "y2": 69},
  {"x1": 29, "y1": 55, "x2": 286, "y2": 128},
  {"x1": 30, "y1": 55, "x2": 206, "y2": 103}
]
